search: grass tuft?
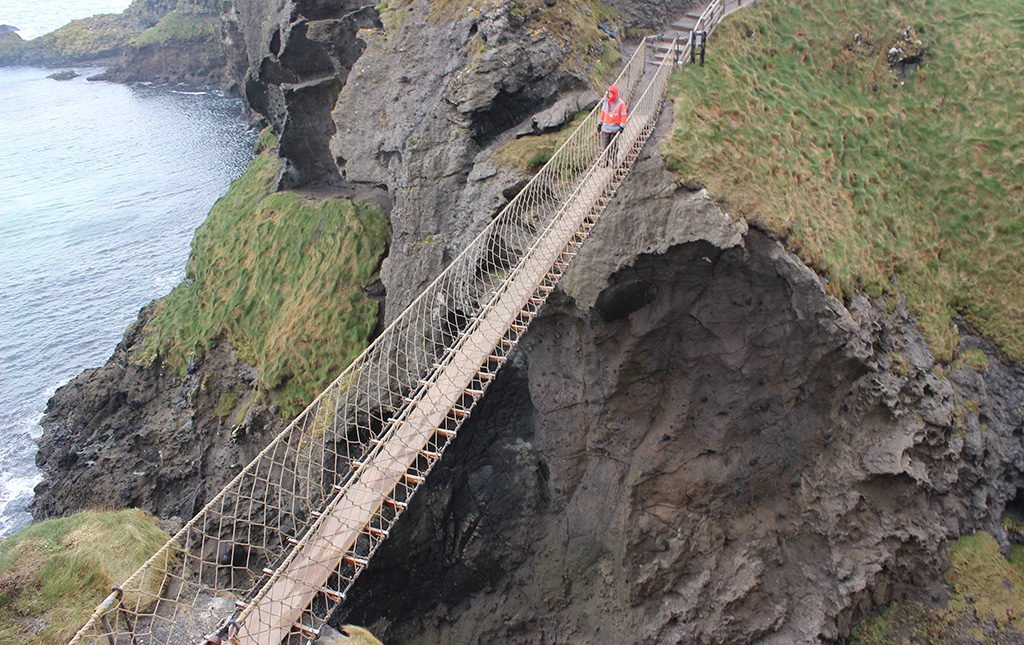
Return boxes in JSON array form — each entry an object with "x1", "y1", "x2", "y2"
[
  {"x1": 495, "y1": 110, "x2": 591, "y2": 172},
  {"x1": 851, "y1": 531, "x2": 1024, "y2": 642},
  {"x1": 953, "y1": 348, "x2": 989, "y2": 372},
  {"x1": 664, "y1": 0, "x2": 1024, "y2": 363},
  {"x1": 214, "y1": 391, "x2": 240, "y2": 418},
  {"x1": 0, "y1": 510, "x2": 168, "y2": 644},
  {"x1": 133, "y1": 132, "x2": 390, "y2": 416},
  {"x1": 132, "y1": 10, "x2": 222, "y2": 47}
]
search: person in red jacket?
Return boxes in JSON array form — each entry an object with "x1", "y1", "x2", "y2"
[{"x1": 597, "y1": 83, "x2": 628, "y2": 164}]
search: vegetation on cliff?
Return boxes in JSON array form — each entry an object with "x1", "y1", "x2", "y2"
[
  {"x1": 664, "y1": 0, "x2": 1023, "y2": 362},
  {"x1": 132, "y1": 7, "x2": 222, "y2": 47},
  {"x1": 0, "y1": 0, "x2": 222, "y2": 67},
  {"x1": 0, "y1": 13, "x2": 144, "y2": 65},
  {"x1": 496, "y1": 110, "x2": 590, "y2": 171},
  {"x1": 134, "y1": 131, "x2": 390, "y2": 416},
  {"x1": 527, "y1": 0, "x2": 624, "y2": 87},
  {"x1": 0, "y1": 510, "x2": 167, "y2": 644},
  {"x1": 851, "y1": 531, "x2": 1024, "y2": 643}
]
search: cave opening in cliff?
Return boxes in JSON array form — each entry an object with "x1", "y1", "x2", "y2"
[
  {"x1": 1007, "y1": 487, "x2": 1024, "y2": 523},
  {"x1": 470, "y1": 88, "x2": 549, "y2": 146},
  {"x1": 594, "y1": 278, "x2": 660, "y2": 322}
]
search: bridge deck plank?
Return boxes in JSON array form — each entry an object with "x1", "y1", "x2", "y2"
[{"x1": 238, "y1": 166, "x2": 615, "y2": 644}]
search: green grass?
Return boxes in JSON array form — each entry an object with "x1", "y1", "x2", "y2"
[
  {"x1": 0, "y1": 510, "x2": 168, "y2": 644},
  {"x1": 0, "y1": 13, "x2": 145, "y2": 65},
  {"x1": 214, "y1": 391, "x2": 240, "y2": 418},
  {"x1": 495, "y1": 110, "x2": 591, "y2": 171},
  {"x1": 132, "y1": 10, "x2": 222, "y2": 47},
  {"x1": 664, "y1": 0, "x2": 1024, "y2": 363},
  {"x1": 953, "y1": 347, "x2": 989, "y2": 372},
  {"x1": 851, "y1": 532, "x2": 1024, "y2": 643},
  {"x1": 134, "y1": 132, "x2": 390, "y2": 416}
]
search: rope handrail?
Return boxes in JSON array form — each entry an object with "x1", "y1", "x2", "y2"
[{"x1": 69, "y1": 2, "x2": 748, "y2": 641}]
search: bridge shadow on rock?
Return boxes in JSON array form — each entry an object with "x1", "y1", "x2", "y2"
[{"x1": 334, "y1": 228, "x2": 1024, "y2": 643}]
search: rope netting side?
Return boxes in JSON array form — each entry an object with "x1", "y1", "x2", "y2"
[{"x1": 70, "y1": 35, "x2": 665, "y2": 645}]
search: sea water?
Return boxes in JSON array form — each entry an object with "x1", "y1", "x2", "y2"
[{"x1": 0, "y1": 66, "x2": 256, "y2": 537}]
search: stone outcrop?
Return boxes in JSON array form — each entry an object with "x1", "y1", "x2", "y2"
[
  {"x1": 33, "y1": 305, "x2": 286, "y2": 521},
  {"x1": 93, "y1": 8, "x2": 231, "y2": 89},
  {"x1": 335, "y1": 136, "x2": 1024, "y2": 643},
  {"x1": 93, "y1": 37, "x2": 230, "y2": 89},
  {"x1": 31, "y1": 0, "x2": 1024, "y2": 642},
  {"x1": 236, "y1": 0, "x2": 383, "y2": 187}
]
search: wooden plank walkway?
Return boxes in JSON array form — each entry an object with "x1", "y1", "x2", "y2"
[
  {"x1": 67, "y1": 2, "x2": 764, "y2": 641},
  {"x1": 236, "y1": 166, "x2": 615, "y2": 643},
  {"x1": 650, "y1": 0, "x2": 757, "y2": 64}
]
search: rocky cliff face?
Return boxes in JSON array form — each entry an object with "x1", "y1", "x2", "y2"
[
  {"x1": 93, "y1": 3, "x2": 232, "y2": 90},
  {"x1": 34, "y1": 0, "x2": 647, "y2": 519},
  {"x1": 33, "y1": 305, "x2": 286, "y2": 522},
  {"x1": 336, "y1": 139, "x2": 1024, "y2": 643},
  {"x1": 240, "y1": 0, "x2": 697, "y2": 311},
  {"x1": 32, "y1": 0, "x2": 1024, "y2": 642}
]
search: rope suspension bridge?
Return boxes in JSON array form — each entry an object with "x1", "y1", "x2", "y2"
[{"x1": 70, "y1": 2, "x2": 751, "y2": 642}]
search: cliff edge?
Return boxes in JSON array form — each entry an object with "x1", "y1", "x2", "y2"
[{"x1": 29, "y1": 0, "x2": 1024, "y2": 642}]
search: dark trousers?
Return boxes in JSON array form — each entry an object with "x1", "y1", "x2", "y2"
[{"x1": 601, "y1": 129, "x2": 620, "y2": 165}]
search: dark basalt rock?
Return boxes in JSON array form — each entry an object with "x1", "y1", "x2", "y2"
[
  {"x1": 32, "y1": 305, "x2": 286, "y2": 521},
  {"x1": 238, "y1": 0, "x2": 381, "y2": 188},
  {"x1": 31, "y1": 2, "x2": 1023, "y2": 643},
  {"x1": 334, "y1": 135, "x2": 1024, "y2": 644}
]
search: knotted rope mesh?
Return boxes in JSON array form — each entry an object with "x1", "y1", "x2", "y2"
[{"x1": 69, "y1": 15, "x2": 713, "y2": 641}]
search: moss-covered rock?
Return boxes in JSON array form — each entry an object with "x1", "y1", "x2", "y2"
[
  {"x1": 851, "y1": 531, "x2": 1024, "y2": 643},
  {"x1": 46, "y1": 70, "x2": 79, "y2": 80}
]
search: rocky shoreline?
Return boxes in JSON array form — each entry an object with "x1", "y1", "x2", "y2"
[
  {"x1": 1, "y1": 0, "x2": 244, "y2": 96},
  {"x1": 25, "y1": 0, "x2": 1024, "y2": 642}
]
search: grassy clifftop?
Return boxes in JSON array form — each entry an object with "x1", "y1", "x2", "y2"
[
  {"x1": 664, "y1": 0, "x2": 1023, "y2": 362},
  {"x1": 0, "y1": 510, "x2": 167, "y2": 644},
  {"x1": 0, "y1": 13, "x2": 143, "y2": 65},
  {"x1": 132, "y1": 9, "x2": 222, "y2": 47},
  {"x1": 134, "y1": 132, "x2": 390, "y2": 416}
]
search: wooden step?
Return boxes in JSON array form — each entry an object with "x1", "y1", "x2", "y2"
[
  {"x1": 318, "y1": 586, "x2": 346, "y2": 603},
  {"x1": 651, "y1": 41, "x2": 682, "y2": 52},
  {"x1": 292, "y1": 621, "x2": 320, "y2": 640},
  {"x1": 342, "y1": 554, "x2": 369, "y2": 568}
]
